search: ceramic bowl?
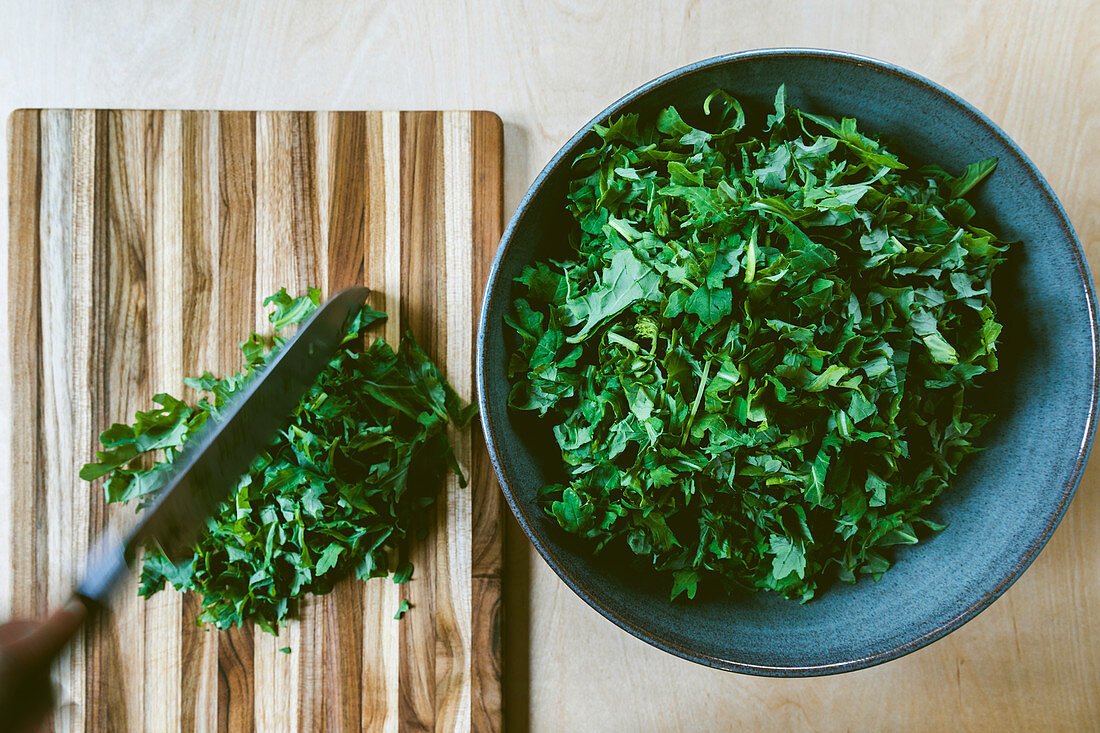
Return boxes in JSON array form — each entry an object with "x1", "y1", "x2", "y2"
[{"x1": 476, "y1": 48, "x2": 1098, "y2": 675}]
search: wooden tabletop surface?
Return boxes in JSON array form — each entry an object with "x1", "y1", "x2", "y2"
[{"x1": 2, "y1": 2, "x2": 1097, "y2": 731}]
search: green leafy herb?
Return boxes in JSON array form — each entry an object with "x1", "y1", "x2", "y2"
[
  {"x1": 392, "y1": 561, "x2": 414, "y2": 584},
  {"x1": 82, "y1": 288, "x2": 475, "y2": 633},
  {"x1": 394, "y1": 598, "x2": 412, "y2": 620},
  {"x1": 506, "y1": 86, "x2": 1008, "y2": 602}
]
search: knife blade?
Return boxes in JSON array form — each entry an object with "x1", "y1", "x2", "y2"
[{"x1": 76, "y1": 285, "x2": 370, "y2": 606}]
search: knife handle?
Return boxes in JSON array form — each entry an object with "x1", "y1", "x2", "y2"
[{"x1": 0, "y1": 596, "x2": 90, "y2": 730}]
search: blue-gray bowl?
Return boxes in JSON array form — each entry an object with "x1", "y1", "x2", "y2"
[{"x1": 476, "y1": 48, "x2": 1098, "y2": 676}]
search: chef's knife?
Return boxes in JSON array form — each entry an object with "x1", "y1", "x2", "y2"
[
  {"x1": 0, "y1": 285, "x2": 370, "y2": 723},
  {"x1": 78, "y1": 285, "x2": 370, "y2": 605}
]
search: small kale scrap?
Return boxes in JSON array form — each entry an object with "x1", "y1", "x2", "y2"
[
  {"x1": 81, "y1": 288, "x2": 475, "y2": 632},
  {"x1": 506, "y1": 86, "x2": 1008, "y2": 602}
]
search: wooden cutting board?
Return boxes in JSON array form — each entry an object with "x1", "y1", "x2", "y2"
[{"x1": 5, "y1": 109, "x2": 503, "y2": 732}]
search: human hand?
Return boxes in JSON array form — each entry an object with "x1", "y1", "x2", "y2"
[{"x1": 0, "y1": 599, "x2": 88, "y2": 732}]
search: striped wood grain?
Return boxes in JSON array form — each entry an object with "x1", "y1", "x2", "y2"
[{"x1": 5, "y1": 108, "x2": 503, "y2": 732}]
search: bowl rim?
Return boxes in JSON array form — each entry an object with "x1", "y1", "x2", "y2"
[{"x1": 475, "y1": 47, "x2": 1100, "y2": 676}]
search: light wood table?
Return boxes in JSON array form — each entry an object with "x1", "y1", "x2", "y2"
[{"x1": 2, "y1": 2, "x2": 1097, "y2": 730}]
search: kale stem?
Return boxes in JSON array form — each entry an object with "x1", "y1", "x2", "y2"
[{"x1": 681, "y1": 360, "x2": 714, "y2": 447}]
